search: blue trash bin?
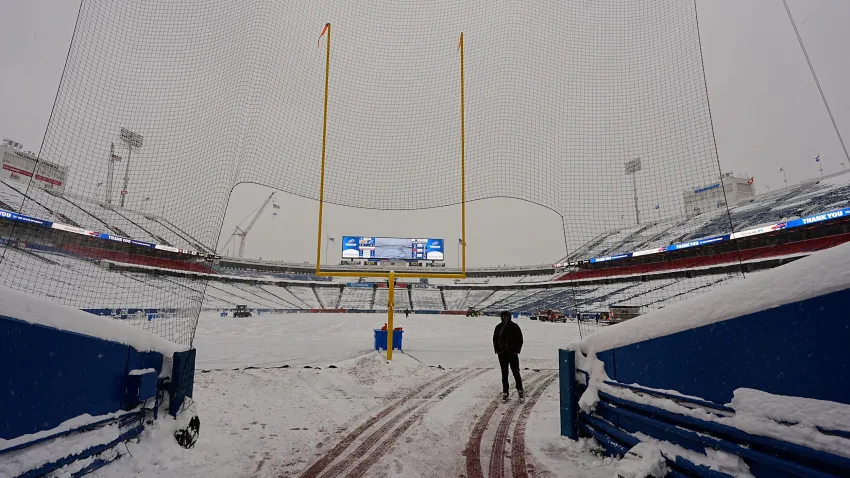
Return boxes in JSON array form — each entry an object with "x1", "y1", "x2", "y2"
[{"x1": 373, "y1": 329, "x2": 403, "y2": 351}]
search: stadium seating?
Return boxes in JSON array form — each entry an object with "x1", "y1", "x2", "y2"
[
  {"x1": 339, "y1": 287, "x2": 374, "y2": 309},
  {"x1": 4, "y1": 173, "x2": 850, "y2": 331},
  {"x1": 372, "y1": 287, "x2": 412, "y2": 311},
  {"x1": 63, "y1": 243, "x2": 215, "y2": 274},
  {"x1": 410, "y1": 288, "x2": 444, "y2": 310},
  {"x1": 475, "y1": 289, "x2": 517, "y2": 310},
  {"x1": 442, "y1": 289, "x2": 470, "y2": 310},
  {"x1": 559, "y1": 233, "x2": 850, "y2": 281},
  {"x1": 259, "y1": 284, "x2": 309, "y2": 308},
  {"x1": 562, "y1": 173, "x2": 850, "y2": 263},
  {"x1": 315, "y1": 287, "x2": 342, "y2": 309},
  {"x1": 2, "y1": 178, "x2": 212, "y2": 253},
  {"x1": 285, "y1": 285, "x2": 321, "y2": 309}
]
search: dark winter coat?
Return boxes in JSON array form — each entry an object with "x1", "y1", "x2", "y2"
[{"x1": 493, "y1": 321, "x2": 523, "y2": 355}]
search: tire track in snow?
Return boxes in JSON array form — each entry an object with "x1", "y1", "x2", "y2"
[
  {"x1": 510, "y1": 372, "x2": 558, "y2": 478},
  {"x1": 297, "y1": 368, "x2": 467, "y2": 478},
  {"x1": 320, "y1": 368, "x2": 484, "y2": 478},
  {"x1": 463, "y1": 371, "x2": 553, "y2": 478},
  {"x1": 488, "y1": 372, "x2": 553, "y2": 478},
  {"x1": 343, "y1": 367, "x2": 489, "y2": 478}
]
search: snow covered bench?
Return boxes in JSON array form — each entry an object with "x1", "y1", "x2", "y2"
[{"x1": 559, "y1": 242, "x2": 850, "y2": 477}]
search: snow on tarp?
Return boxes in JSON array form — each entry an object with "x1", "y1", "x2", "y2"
[
  {"x1": 576, "y1": 241, "x2": 850, "y2": 353},
  {"x1": 0, "y1": 285, "x2": 188, "y2": 355}
]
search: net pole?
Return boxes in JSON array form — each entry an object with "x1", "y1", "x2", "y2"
[
  {"x1": 387, "y1": 270, "x2": 395, "y2": 360},
  {"x1": 459, "y1": 32, "x2": 467, "y2": 276},
  {"x1": 315, "y1": 23, "x2": 331, "y2": 275}
]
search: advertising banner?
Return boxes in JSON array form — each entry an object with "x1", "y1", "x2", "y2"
[{"x1": 0, "y1": 208, "x2": 52, "y2": 227}]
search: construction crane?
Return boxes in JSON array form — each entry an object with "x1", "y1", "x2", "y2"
[{"x1": 220, "y1": 192, "x2": 276, "y2": 258}]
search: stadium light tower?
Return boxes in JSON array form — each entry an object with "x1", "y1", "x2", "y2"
[
  {"x1": 118, "y1": 128, "x2": 144, "y2": 208},
  {"x1": 625, "y1": 158, "x2": 642, "y2": 225}
]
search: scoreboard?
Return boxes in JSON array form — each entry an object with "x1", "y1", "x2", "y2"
[{"x1": 341, "y1": 236, "x2": 444, "y2": 261}]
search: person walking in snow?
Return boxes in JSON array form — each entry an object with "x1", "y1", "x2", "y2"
[{"x1": 493, "y1": 310, "x2": 524, "y2": 401}]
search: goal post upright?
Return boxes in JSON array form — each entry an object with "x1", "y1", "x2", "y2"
[
  {"x1": 387, "y1": 270, "x2": 395, "y2": 360},
  {"x1": 460, "y1": 31, "x2": 467, "y2": 274},
  {"x1": 313, "y1": 26, "x2": 468, "y2": 359},
  {"x1": 315, "y1": 23, "x2": 331, "y2": 277}
]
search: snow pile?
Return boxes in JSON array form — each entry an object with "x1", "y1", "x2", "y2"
[
  {"x1": 572, "y1": 358, "x2": 850, "y2": 466},
  {"x1": 92, "y1": 402, "x2": 199, "y2": 477},
  {"x1": 0, "y1": 398, "x2": 198, "y2": 477},
  {"x1": 616, "y1": 442, "x2": 669, "y2": 478},
  {"x1": 731, "y1": 388, "x2": 850, "y2": 433},
  {"x1": 578, "y1": 377, "x2": 850, "y2": 460},
  {"x1": 728, "y1": 389, "x2": 850, "y2": 458},
  {"x1": 0, "y1": 285, "x2": 187, "y2": 354},
  {"x1": 618, "y1": 437, "x2": 754, "y2": 478},
  {"x1": 576, "y1": 353, "x2": 607, "y2": 413},
  {"x1": 128, "y1": 368, "x2": 157, "y2": 376},
  {"x1": 47, "y1": 446, "x2": 121, "y2": 478},
  {"x1": 0, "y1": 417, "x2": 125, "y2": 478},
  {"x1": 0, "y1": 410, "x2": 132, "y2": 453},
  {"x1": 578, "y1": 241, "x2": 850, "y2": 352}
]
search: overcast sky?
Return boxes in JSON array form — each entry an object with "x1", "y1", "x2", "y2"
[{"x1": 1, "y1": 0, "x2": 848, "y2": 266}]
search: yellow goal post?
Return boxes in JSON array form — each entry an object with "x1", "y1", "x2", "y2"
[{"x1": 313, "y1": 25, "x2": 468, "y2": 359}]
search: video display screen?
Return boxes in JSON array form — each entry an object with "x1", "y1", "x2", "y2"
[{"x1": 341, "y1": 236, "x2": 444, "y2": 261}]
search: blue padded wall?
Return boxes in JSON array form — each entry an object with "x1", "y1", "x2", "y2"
[
  {"x1": 0, "y1": 315, "x2": 163, "y2": 440},
  {"x1": 595, "y1": 288, "x2": 850, "y2": 405}
]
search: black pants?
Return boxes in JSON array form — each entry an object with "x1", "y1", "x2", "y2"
[{"x1": 498, "y1": 353, "x2": 523, "y2": 394}]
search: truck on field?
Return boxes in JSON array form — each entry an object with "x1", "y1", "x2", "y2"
[
  {"x1": 533, "y1": 309, "x2": 566, "y2": 322},
  {"x1": 233, "y1": 305, "x2": 252, "y2": 318}
]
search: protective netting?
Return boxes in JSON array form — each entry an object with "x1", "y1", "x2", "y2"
[{"x1": 0, "y1": 0, "x2": 743, "y2": 344}]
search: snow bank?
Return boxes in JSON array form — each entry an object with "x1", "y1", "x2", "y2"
[
  {"x1": 578, "y1": 241, "x2": 850, "y2": 352},
  {"x1": 0, "y1": 410, "x2": 135, "y2": 453},
  {"x1": 616, "y1": 442, "x2": 669, "y2": 478},
  {"x1": 731, "y1": 388, "x2": 850, "y2": 433},
  {"x1": 619, "y1": 436, "x2": 754, "y2": 478},
  {"x1": 0, "y1": 418, "x2": 124, "y2": 478},
  {"x1": 728, "y1": 389, "x2": 850, "y2": 458},
  {"x1": 0, "y1": 285, "x2": 187, "y2": 355},
  {"x1": 582, "y1": 378, "x2": 850, "y2": 459}
]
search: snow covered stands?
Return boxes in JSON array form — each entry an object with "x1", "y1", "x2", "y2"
[
  {"x1": 559, "y1": 242, "x2": 850, "y2": 477},
  {"x1": 0, "y1": 287, "x2": 198, "y2": 477}
]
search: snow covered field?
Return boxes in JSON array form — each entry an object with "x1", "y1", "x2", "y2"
[
  {"x1": 92, "y1": 312, "x2": 616, "y2": 477},
  {"x1": 192, "y1": 312, "x2": 582, "y2": 370}
]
